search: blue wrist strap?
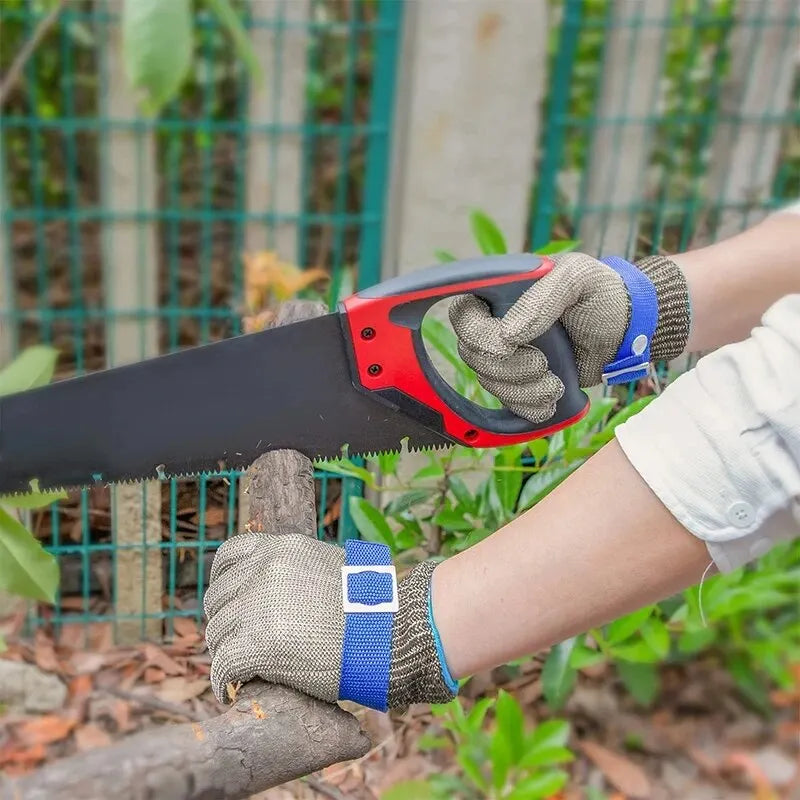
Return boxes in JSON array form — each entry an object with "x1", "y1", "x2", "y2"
[
  {"x1": 600, "y1": 255, "x2": 659, "y2": 385},
  {"x1": 338, "y1": 539, "x2": 398, "y2": 711}
]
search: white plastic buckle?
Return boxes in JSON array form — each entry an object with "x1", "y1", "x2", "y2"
[
  {"x1": 601, "y1": 361, "x2": 662, "y2": 394},
  {"x1": 341, "y1": 565, "x2": 399, "y2": 613}
]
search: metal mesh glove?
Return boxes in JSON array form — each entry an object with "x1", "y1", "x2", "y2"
[
  {"x1": 203, "y1": 532, "x2": 456, "y2": 710},
  {"x1": 449, "y1": 252, "x2": 690, "y2": 423}
]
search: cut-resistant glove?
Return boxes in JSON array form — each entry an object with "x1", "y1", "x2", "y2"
[
  {"x1": 448, "y1": 252, "x2": 691, "y2": 423},
  {"x1": 203, "y1": 532, "x2": 457, "y2": 711}
]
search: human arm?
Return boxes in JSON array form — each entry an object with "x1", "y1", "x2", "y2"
[
  {"x1": 674, "y1": 207, "x2": 800, "y2": 353},
  {"x1": 430, "y1": 437, "x2": 710, "y2": 678},
  {"x1": 204, "y1": 292, "x2": 800, "y2": 706}
]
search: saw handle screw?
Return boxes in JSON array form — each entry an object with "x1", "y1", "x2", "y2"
[
  {"x1": 360, "y1": 327, "x2": 376, "y2": 340},
  {"x1": 368, "y1": 363, "x2": 382, "y2": 376},
  {"x1": 464, "y1": 429, "x2": 478, "y2": 441}
]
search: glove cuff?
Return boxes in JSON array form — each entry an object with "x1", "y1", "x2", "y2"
[
  {"x1": 635, "y1": 255, "x2": 691, "y2": 362},
  {"x1": 387, "y1": 561, "x2": 458, "y2": 709}
]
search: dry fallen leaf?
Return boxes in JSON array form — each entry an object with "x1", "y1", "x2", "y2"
[
  {"x1": 33, "y1": 630, "x2": 60, "y2": 673},
  {"x1": 16, "y1": 714, "x2": 78, "y2": 747},
  {"x1": 580, "y1": 740, "x2": 651, "y2": 799},
  {"x1": 144, "y1": 666, "x2": 167, "y2": 684},
  {"x1": 142, "y1": 643, "x2": 186, "y2": 676},
  {"x1": 68, "y1": 674, "x2": 93, "y2": 699},
  {"x1": 74, "y1": 723, "x2": 113, "y2": 752},
  {"x1": 724, "y1": 752, "x2": 780, "y2": 800},
  {"x1": 69, "y1": 650, "x2": 108, "y2": 675},
  {"x1": 0, "y1": 742, "x2": 47, "y2": 775},
  {"x1": 196, "y1": 507, "x2": 225, "y2": 527},
  {"x1": 243, "y1": 250, "x2": 329, "y2": 311},
  {"x1": 172, "y1": 616, "x2": 200, "y2": 640},
  {"x1": 157, "y1": 677, "x2": 209, "y2": 704}
]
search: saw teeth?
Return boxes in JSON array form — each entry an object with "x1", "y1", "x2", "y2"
[{"x1": 0, "y1": 440, "x2": 453, "y2": 495}]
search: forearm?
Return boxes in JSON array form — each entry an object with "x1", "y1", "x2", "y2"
[
  {"x1": 672, "y1": 209, "x2": 800, "y2": 354},
  {"x1": 431, "y1": 439, "x2": 710, "y2": 679}
]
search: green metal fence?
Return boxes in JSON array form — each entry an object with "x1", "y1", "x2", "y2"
[
  {"x1": 1, "y1": 0, "x2": 798, "y2": 640},
  {"x1": 0, "y1": 0, "x2": 404, "y2": 638}
]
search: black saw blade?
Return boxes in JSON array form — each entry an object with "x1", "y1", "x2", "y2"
[{"x1": 0, "y1": 314, "x2": 451, "y2": 495}]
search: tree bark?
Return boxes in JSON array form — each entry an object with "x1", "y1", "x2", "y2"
[{"x1": 1, "y1": 300, "x2": 371, "y2": 800}]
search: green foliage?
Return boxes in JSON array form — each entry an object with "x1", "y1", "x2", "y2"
[
  {"x1": 121, "y1": 0, "x2": 261, "y2": 116},
  {"x1": 387, "y1": 693, "x2": 573, "y2": 799},
  {"x1": 0, "y1": 347, "x2": 64, "y2": 639},
  {"x1": 122, "y1": 0, "x2": 194, "y2": 116}
]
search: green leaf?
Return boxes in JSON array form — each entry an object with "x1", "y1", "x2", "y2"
[
  {"x1": 495, "y1": 689, "x2": 525, "y2": 762},
  {"x1": 505, "y1": 769, "x2": 568, "y2": 800},
  {"x1": 348, "y1": 497, "x2": 396, "y2": 549},
  {"x1": 467, "y1": 696, "x2": 494, "y2": 732},
  {"x1": 516, "y1": 464, "x2": 579, "y2": 513},
  {"x1": 412, "y1": 462, "x2": 446, "y2": 481},
  {"x1": 569, "y1": 643, "x2": 606, "y2": 669},
  {"x1": 121, "y1": 0, "x2": 193, "y2": 116},
  {"x1": 386, "y1": 489, "x2": 434, "y2": 516},
  {"x1": 534, "y1": 240, "x2": 580, "y2": 255},
  {"x1": 0, "y1": 346, "x2": 58, "y2": 397},
  {"x1": 526, "y1": 718, "x2": 570, "y2": 751},
  {"x1": 519, "y1": 745, "x2": 574, "y2": 769},
  {"x1": 677, "y1": 627, "x2": 717, "y2": 654},
  {"x1": 417, "y1": 733, "x2": 451, "y2": 751},
  {"x1": 726, "y1": 653, "x2": 772, "y2": 714},
  {"x1": 376, "y1": 450, "x2": 400, "y2": 477},
  {"x1": 314, "y1": 458, "x2": 376, "y2": 489},
  {"x1": 456, "y1": 750, "x2": 489, "y2": 792},
  {"x1": 0, "y1": 507, "x2": 59, "y2": 603},
  {"x1": 493, "y1": 455, "x2": 523, "y2": 518},
  {"x1": 489, "y1": 729, "x2": 512, "y2": 791},
  {"x1": 617, "y1": 661, "x2": 659, "y2": 707},
  {"x1": 527, "y1": 439, "x2": 549, "y2": 464},
  {"x1": 469, "y1": 209, "x2": 507, "y2": 255},
  {"x1": 542, "y1": 638, "x2": 578, "y2": 710},
  {"x1": 381, "y1": 780, "x2": 436, "y2": 800},
  {"x1": 606, "y1": 606, "x2": 654, "y2": 645},
  {"x1": 448, "y1": 476, "x2": 477, "y2": 514},
  {"x1": 420, "y1": 316, "x2": 462, "y2": 372},
  {"x1": 433, "y1": 249, "x2": 457, "y2": 263},
  {"x1": 432, "y1": 508, "x2": 473, "y2": 532},
  {"x1": 609, "y1": 639, "x2": 659, "y2": 664},
  {"x1": 204, "y1": 0, "x2": 263, "y2": 86},
  {"x1": 640, "y1": 617, "x2": 670, "y2": 659}
]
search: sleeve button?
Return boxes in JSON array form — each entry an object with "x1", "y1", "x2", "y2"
[{"x1": 727, "y1": 501, "x2": 755, "y2": 528}]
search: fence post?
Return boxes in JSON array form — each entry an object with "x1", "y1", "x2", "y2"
[
  {"x1": 238, "y1": 0, "x2": 309, "y2": 530},
  {"x1": 100, "y1": 0, "x2": 162, "y2": 642},
  {"x1": 701, "y1": 0, "x2": 799, "y2": 243},
  {"x1": 383, "y1": 1, "x2": 549, "y2": 271},
  {"x1": 575, "y1": 0, "x2": 671, "y2": 258},
  {"x1": 376, "y1": 0, "x2": 550, "y2": 507}
]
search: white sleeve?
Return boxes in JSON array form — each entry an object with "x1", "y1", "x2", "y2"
[{"x1": 614, "y1": 293, "x2": 800, "y2": 572}]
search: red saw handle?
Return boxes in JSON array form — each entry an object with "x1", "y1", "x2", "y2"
[{"x1": 339, "y1": 254, "x2": 589, "y2": 448}]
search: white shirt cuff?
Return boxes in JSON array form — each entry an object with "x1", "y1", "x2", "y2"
[{"x1": 614, "y1": 294, "x2": 800, "y2": 572}]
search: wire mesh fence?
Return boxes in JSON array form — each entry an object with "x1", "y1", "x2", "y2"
[{"x1": 0, "y1": 0, "x2": 798, "y2": 641}]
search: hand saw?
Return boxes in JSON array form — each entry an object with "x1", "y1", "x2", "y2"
[{"x1": 0, "y1": 253, "x2": 589, "y2": 495}]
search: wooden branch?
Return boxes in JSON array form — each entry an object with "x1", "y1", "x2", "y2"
[{"x1": 0, "y1": 300, "x2": 371, "y2": 800}]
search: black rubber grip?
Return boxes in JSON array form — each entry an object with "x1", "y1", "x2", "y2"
[{"x1": 378, "y1": 254, "x2": 588, "y2": 436}]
